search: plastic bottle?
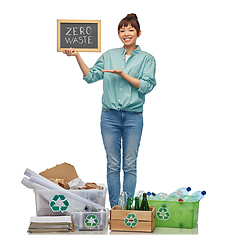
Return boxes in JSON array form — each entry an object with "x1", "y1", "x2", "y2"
[
  {"x1": 166, "y1": 187, "x2": 191, "y2": 201},
  {"x1": 83, "y1": 205, "x2": 92, "y2": 212},
  {"x1": 136, "y1": 190, "x2": 145, "y2": 200},
  {"x1": 147, "y1": 192, "x2": 156, "y2": 200},
  {"x1": 153, "y1": 192, "x2": 168, "y2": 201},
  {"x1": 147, "y1": 191, "x2": 151, "y2": 199},
  {"x1": 184, "y1": 191, "x2": 206, "y2": 202}
]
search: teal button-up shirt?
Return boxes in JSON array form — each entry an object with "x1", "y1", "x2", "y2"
[{"x1": 83, "y1": 45, "x2": 156, "y2": 112}]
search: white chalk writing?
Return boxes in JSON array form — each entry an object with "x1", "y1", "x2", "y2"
[
  {"x1": 65, "y1": 36, "x2": 93, "y2": 44},
  {"x1": 65, "y1": 26, "x2": 92, "y2": 36},
  {"x1": 64, "y1": 26, "x2": 93, "y2": 45}
]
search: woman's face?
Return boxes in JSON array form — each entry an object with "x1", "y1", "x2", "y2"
[{"x1": 119, "y1": 24, "x2": 141, "y2": 49}]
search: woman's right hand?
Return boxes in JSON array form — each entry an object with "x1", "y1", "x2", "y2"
[
  {"x1": 62, "y1": 48, "x2": 79, "y2": 57},
  {"x1": 62, "y1": 48, "x2": 90, "y2": 76}
]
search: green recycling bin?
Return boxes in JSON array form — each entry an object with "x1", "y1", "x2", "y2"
[{"x1": 148, "y1": 200, "x2": 199, "y2": 228}]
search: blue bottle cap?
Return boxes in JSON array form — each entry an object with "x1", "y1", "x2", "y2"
[
  {"x1": 201, "y1": 191, "x2": 206, "y2": 195},
  {"x1": 186, "y1": 187, "x2": 191, "y2": 192}
]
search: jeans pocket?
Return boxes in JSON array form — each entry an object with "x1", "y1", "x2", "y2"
[
  {"x1": 102, "y1": 108, "x2": 111, "y2": 112},
  {"x1": 132, "y1": 111, "x2": 143, "y2": 115}
]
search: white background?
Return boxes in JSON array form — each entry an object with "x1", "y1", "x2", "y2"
[{"x1": 1, "y1": 0, "x2": 230, "y2": 239}]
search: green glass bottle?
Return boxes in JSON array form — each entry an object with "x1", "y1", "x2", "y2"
[
  {"x1": 141, "y1": 193, "x2": 149, "y2": 211},
  {"x1": 126, "y1": 197, "x2": 132, "y2": 210},
  {"x1": 134, "y1": 197, "x2": 140, "y2": 210}
]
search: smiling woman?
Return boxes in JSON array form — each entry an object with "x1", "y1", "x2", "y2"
[
  {"x1": 118, "y1": 14, "x2": 141, "y2": 55},
  {"x1": 62, "y1": 13, "x2": 156, "y2": 208},
  {"x1": 118, "y1": 14, "x2": 140, "y2": 35},
  {"x1": 118, "y1": 25, "x2": 141, "y2": 54}
]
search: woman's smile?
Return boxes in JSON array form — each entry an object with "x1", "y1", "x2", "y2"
[{"x1": 124, "y1": 37, "x2": 132, "y2": 42}]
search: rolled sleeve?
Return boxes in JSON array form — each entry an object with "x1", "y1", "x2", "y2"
[
  {"x1": 137, "y1": 57, "x2": 156, "y2": 94},
  {"x1": 83, "y1": 54, "x2": 104, "y2": 83}
]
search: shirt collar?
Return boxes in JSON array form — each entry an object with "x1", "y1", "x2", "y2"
[{"x1": 121, "y1": 45, "x2": 141, "y2": 55}]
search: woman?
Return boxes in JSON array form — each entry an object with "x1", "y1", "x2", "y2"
[{"x1": 63, "y1": 14, "x2": 156, "y2": 208}]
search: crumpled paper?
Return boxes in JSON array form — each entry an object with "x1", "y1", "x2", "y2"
[
  {"x1": 48, "y1": 177, "x2": 103, "y2": 190},
  {"x1": 49, "y1": 178, "x2": 70, "y2": 189},
  {"x1": 82, "y1": 182, "x2": 104, "y2": 190},
  {"x1": 68, "y1": 178, "x2": 85, "y2": 190}
]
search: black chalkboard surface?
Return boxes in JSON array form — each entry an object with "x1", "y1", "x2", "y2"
[{"x1": 57, "y1": 20, "x2": 101, "y2": 52}]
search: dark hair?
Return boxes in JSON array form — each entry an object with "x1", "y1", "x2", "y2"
[{"x1": 118, "y1": 13, "x2": 140, "y2": 35}]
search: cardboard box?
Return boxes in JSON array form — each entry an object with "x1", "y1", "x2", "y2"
[
  {"x1": 39, "y1": 162, "x2": 78, "y2": 183},
  {"x1": 110, "y1": 206, "x2": 155, "y2": 232}
]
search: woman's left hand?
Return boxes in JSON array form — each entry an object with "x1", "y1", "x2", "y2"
[
  {"x1": 101, "y1": 69, "x2": 123, "y2": 76},
  {"x1": 101, "y1": 69, "x2": 140, "y2": 89}
]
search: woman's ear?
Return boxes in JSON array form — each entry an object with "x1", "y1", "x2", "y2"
[{"x1": 138, "y1": 30, "x2": 141, "y2": 38}]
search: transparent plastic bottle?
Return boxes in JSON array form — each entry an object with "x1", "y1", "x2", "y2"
[
  {"x1": 136, "y1": 190, "x2": 145, "y2": 200},
  {"x1": 184, "y1": 191, "x2": 206, "y2": 202},
  {"x1": 153, "y1": 192, "x2": 168, "y2": 201},
  {"x1": 147, "y1": 192, "x2": 156, "y2": 200},
  {"x1": 166, "y1": 187, "x2": 191, "y2": 201},
  {"x1": 151, "y1": 192, "x2": 156, "y2": 199}
]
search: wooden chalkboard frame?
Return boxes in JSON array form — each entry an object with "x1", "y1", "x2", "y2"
[{"x1": 57, "y1": 19, "x2": 101, "y2": 52}]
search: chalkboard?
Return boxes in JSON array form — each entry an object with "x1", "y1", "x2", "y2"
[{"x1": 57, "y1": 20, "x2": 101, "y2": 52}]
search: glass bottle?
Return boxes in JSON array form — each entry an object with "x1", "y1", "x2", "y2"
[
  {"x1": 134, "y1": 197, "x2": 140, "y2": 210},
  {"x1": 118, "y1": 191, "x2": 127, "y2": 210},
  {"x1": 141, "y1": 193, "x2": 149, "y2": 211},
  {"x1": 126, "y1": 197, "x2": 132, "y2": 210}
]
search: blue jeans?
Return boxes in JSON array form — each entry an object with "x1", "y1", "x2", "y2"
[{"x1": 101, "y1": 109, "x2": 143, "y2": 208}]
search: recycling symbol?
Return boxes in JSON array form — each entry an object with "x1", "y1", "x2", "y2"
[
  {"x1": 84, "y1": 214, "x2": 99, "y2": 228},
  {"x1": 124, "y1": 213, "x2": 138, "y2": 228},
  {"x1": 156, "y1": 207, "x2": 170, "y2": 221},
  {"x1": 49, "y1": 195, "x2": 69, "y2": 213}
]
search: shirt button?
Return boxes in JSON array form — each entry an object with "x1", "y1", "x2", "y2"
[
  {"x1": 122, "y1": 67, "x2": 124, "y2": 69},
  {"x1": 118, "y1": 99, "x2": 120, "y2": 102},
  {"x1": 120, "y1": 88, "x2": 122, "y2": 90}
]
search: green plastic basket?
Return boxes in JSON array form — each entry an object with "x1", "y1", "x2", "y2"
[{"x1": 148, "y1": 200, "x2": 199, "y2": 228}]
